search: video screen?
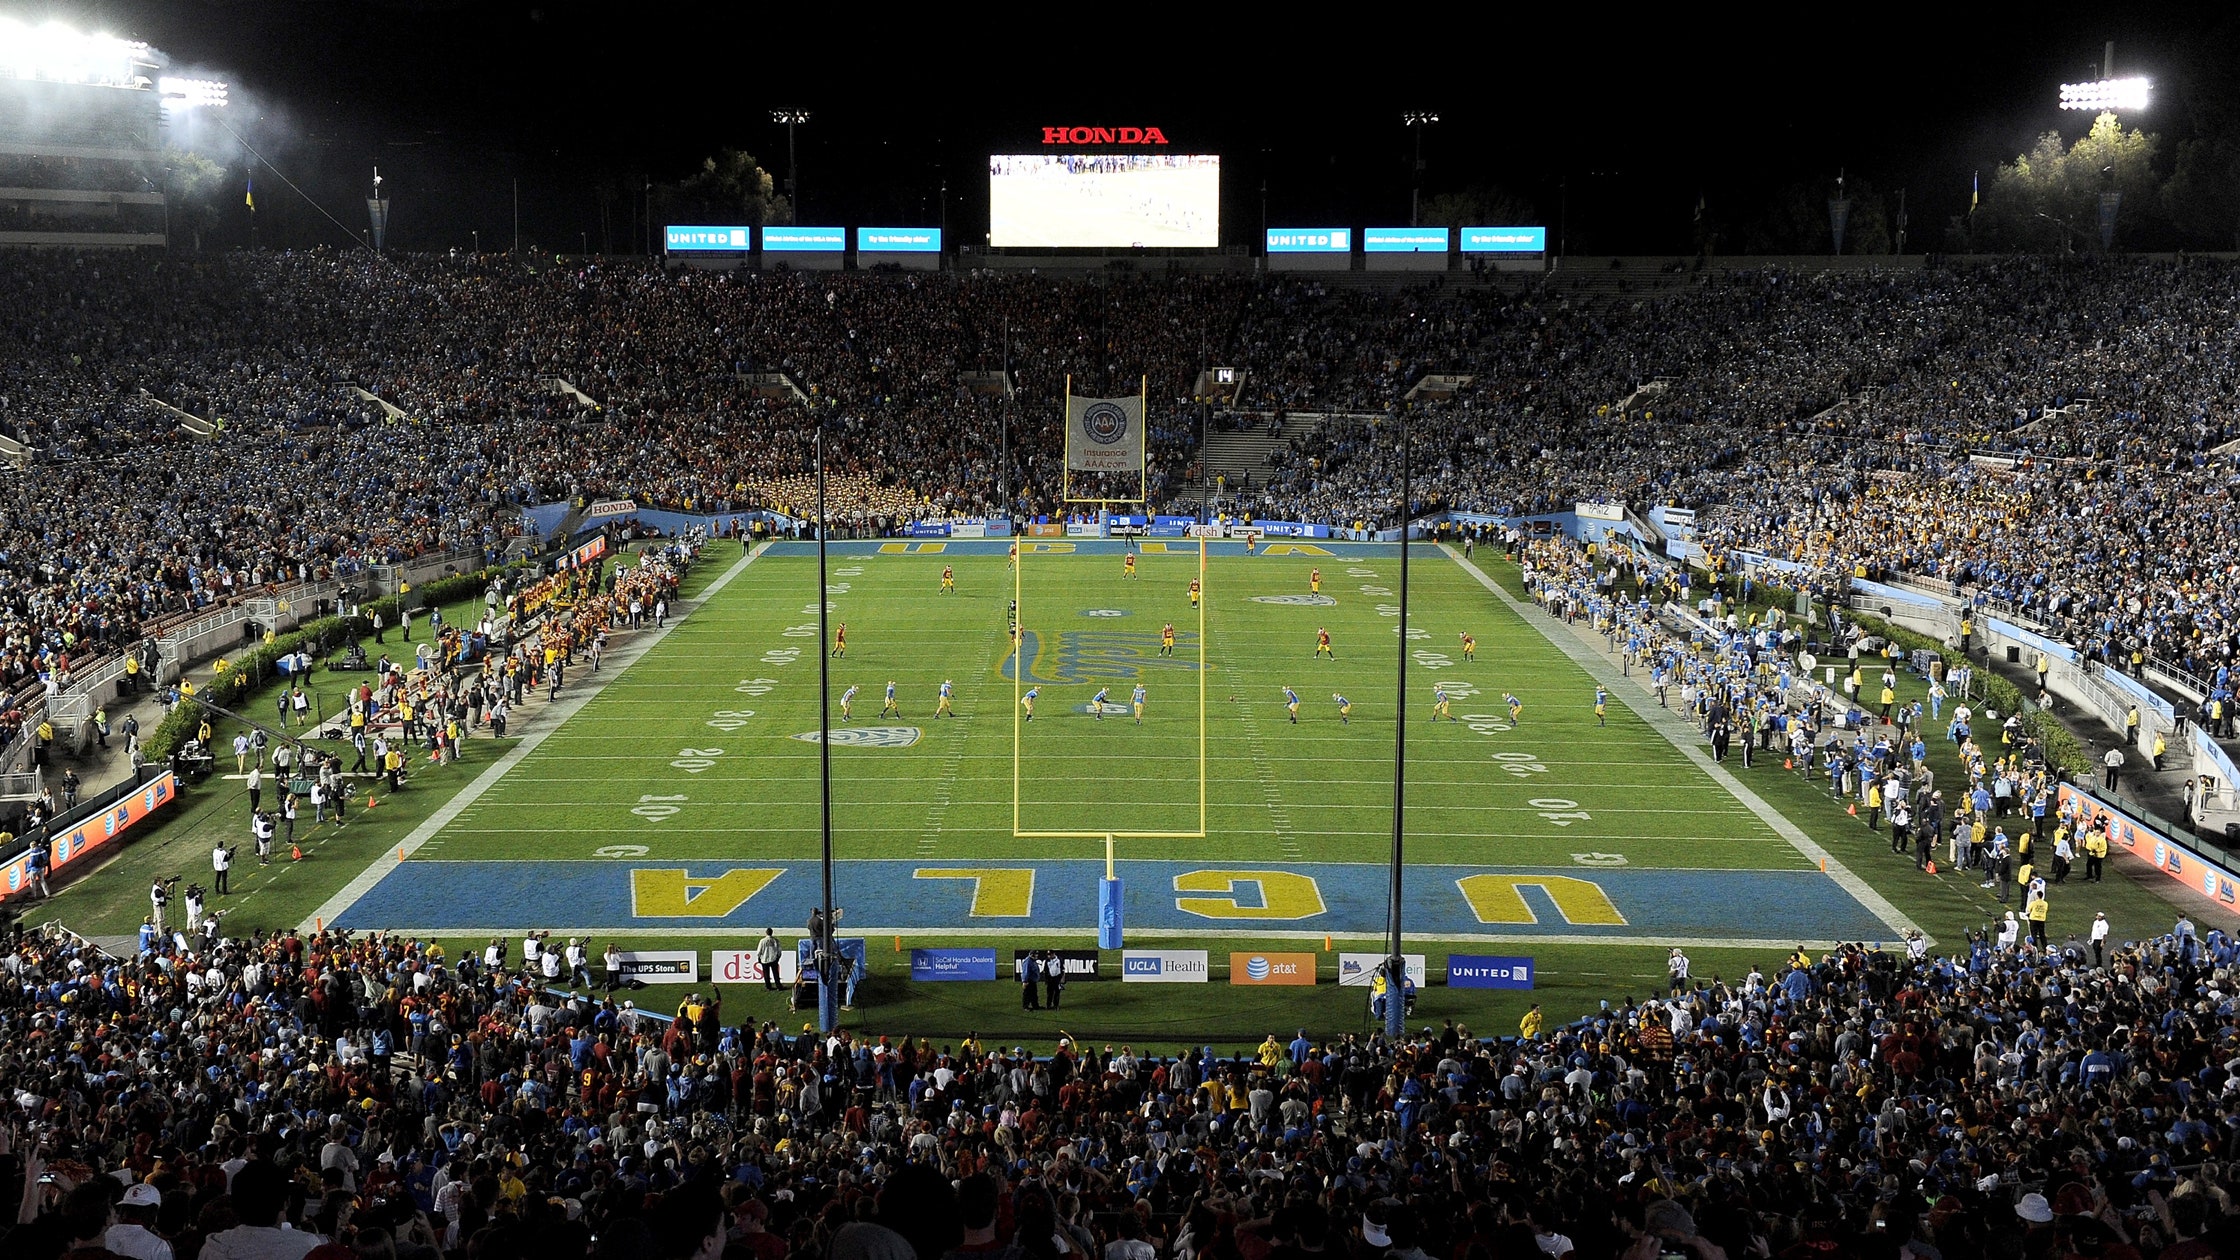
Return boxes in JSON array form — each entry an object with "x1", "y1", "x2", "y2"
[{"x1": 989, "y1": 153, "x2": 1220, "y2": 248}]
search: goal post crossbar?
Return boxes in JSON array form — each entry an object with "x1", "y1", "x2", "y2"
[{"x1": 1012, "y1": 830, "x2": 1208, "y2": 839}]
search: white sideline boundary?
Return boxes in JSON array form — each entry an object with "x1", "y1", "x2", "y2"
[
  {"x1": 300, "y1": 542, "x2": 767, "y2": 933},
  {"x1": 1444, "y1": 544, "x2": 1930, "y2": 947}
]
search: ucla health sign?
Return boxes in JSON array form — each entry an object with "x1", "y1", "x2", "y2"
[
  {"x1": 664, "y1": 225, "x2": 752, "y2": 252},
  {"x1": 763, "y1": 225, "x2": 845, "y2": 252},
  {"x1": 1364, "y1": 227, "x2": 1449, "y2": 253},
  {"x1": 1447, "y1": 954, "x2": 1535, "y2": 989},
  {"x1": 1461, "y1": 226, "x2": 1547, "y2": 253},
  {"x1": 1266, "y1": 228, "x2": 1350, "y2": 254},
  {"x1": 1120, "y1": 949, "x2": 1208, "y2": 982},
  {"x1": 858, "y1": 227, "x2": 942, "y2": 253}
]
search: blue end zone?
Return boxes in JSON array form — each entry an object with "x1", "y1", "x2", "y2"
[
  {"x1": 333, "y1": 858, "x2": 1898, "y2": 944},
  {"x1": 759, "y1": 541, "x2": 1403, "y2": 558}
]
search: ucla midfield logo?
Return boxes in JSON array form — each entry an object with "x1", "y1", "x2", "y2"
[
  {"x1": 791, "y1": 727, "x2": 923, "y2": 748},
  {"x1": 1004, "y1": 630, "x2": 1204, "y2": 685}
]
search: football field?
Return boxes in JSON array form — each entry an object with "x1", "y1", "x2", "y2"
[{"x1": 321, "y1": 539, "x2": 1912, "y2": 951}]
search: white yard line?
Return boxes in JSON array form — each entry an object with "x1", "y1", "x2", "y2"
[
  {"x1": 1443, "y1": 545, "x2": 1929, "y2": 945},
  {"x1": 299, "y1": 543, "x2": 766, "y2": 932}
]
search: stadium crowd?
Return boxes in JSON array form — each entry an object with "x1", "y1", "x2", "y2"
[
  {"x1": 4, "y1": 889, "x2": 2240, "y2": 1260},
  {"x1": 0, "y1": 248, "x2": 2235, "y2": 746},
  {"x1": 5, "y1": 241, "x2": 2240, "y2": 1260}
]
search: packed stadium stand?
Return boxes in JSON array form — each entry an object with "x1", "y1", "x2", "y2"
[{"x1": 2, "y1": 248, "x2": 2240, "y2": 1260}]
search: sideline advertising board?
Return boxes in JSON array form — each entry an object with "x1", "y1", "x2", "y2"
[
  {"x1": 710, "y1": 949, "x2": 799, "y2": 986},
  {"x1": 1447, "y1": 954, "x2": 1535, "y2": 989},
  {"x1": 1336, "y1": 953, "x2": 1427, "y2": 987},
  {"x1": 2057, "y1": 784, "x2": 2239, "y2": 908},
  {"x1": 1120, "y1": 949, "x2": 1208, "y2": 982},
  {"x1": 613, "y1": 950, "x2": 699, "y2": 984},
  {"x1": 0, "y1": 771, "x2": 179, "y2": 904},
  {"x1": 1230, "y1": 951, "x2": 1316, "y2": 986},
  {"x1": 1010, "y1": 949, "x2": 1103, "y2": 981},
  {"x1": 910, "y1": 948, "x2": 998, "y2": 981}
]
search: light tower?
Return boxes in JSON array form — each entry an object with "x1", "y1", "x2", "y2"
[
  {"x1": 1404, "y1": 111, "x2": 1439, "y2": 227},
  {"x1": 773, "y1": 109, "x2": 810, "y2": 223}
]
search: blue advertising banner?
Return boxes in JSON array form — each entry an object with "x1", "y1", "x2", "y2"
[
  {"x1": 763, "y1": 226, "x2": 845, "y2": 251},
  {"x1": 907, "y1": 521, "x2": 952, "y2": 538},
  {"x1": 858, "y1": 227, "x2": 942, "y2": 253},
  {"x1": 910, "y1": 947, "x2": 998, "y2": 982},
  {"x1": 1266, "y1": 228, "x2": 1351, "y2": 253},
  {"x1": 1364, "y1": 227, "x2": 1449, "y2": 253},
  {"x1": 1460, "y1": 226, "x2": 1546, "y2": 253},
  {"x1": 664, "y1": 225, "x2": 752, "y2": 252},
  {"x1": 1447, "y1": 954, "x2": 1535, "y2": 989}
]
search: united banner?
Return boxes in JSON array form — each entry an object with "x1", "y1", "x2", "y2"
[{"x1": 1064, "y1": 378, "x2": 1146, "y2": 475}]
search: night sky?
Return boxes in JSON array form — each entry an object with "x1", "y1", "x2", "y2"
[{"x1": 35, "y1": 0, "x2": 2238, "y2": 254}]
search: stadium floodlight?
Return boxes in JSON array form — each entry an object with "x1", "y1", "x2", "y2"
[
  {"x1": 0, "y1": 17, "x2": 155, "y2": 89},
  {"x1": 158, "y1": 76, "x2": 228, "y2": 110},
  {"x1": 772, "y1": 109, "x2": 811, "y2": 221},
  {"x1": 2059, "y1": 77, "x2": 2149, "y2": 112},
  {"x1": 1403, "y1": 112, "x2": 1439, "y2": 226}
]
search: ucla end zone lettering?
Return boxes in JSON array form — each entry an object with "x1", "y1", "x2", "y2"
[{"x1": 332, "y1": 859, "x2": 1900, "y2": 942}]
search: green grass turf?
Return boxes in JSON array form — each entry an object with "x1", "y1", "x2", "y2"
[
  {"x1": 32, "y1": 539, "x2": 2212, "y2": 1048},
  {"x1": 437, "y1": 545, "x2": 1794, "y2": 870}
]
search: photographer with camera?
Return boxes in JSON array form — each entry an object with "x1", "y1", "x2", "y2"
[
  {"x1": 146, "y1": 876, "x2": 178, "y2": 934},
  {"x1": 210, "y1": 839, "x2": 235, "y2": 895}
]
